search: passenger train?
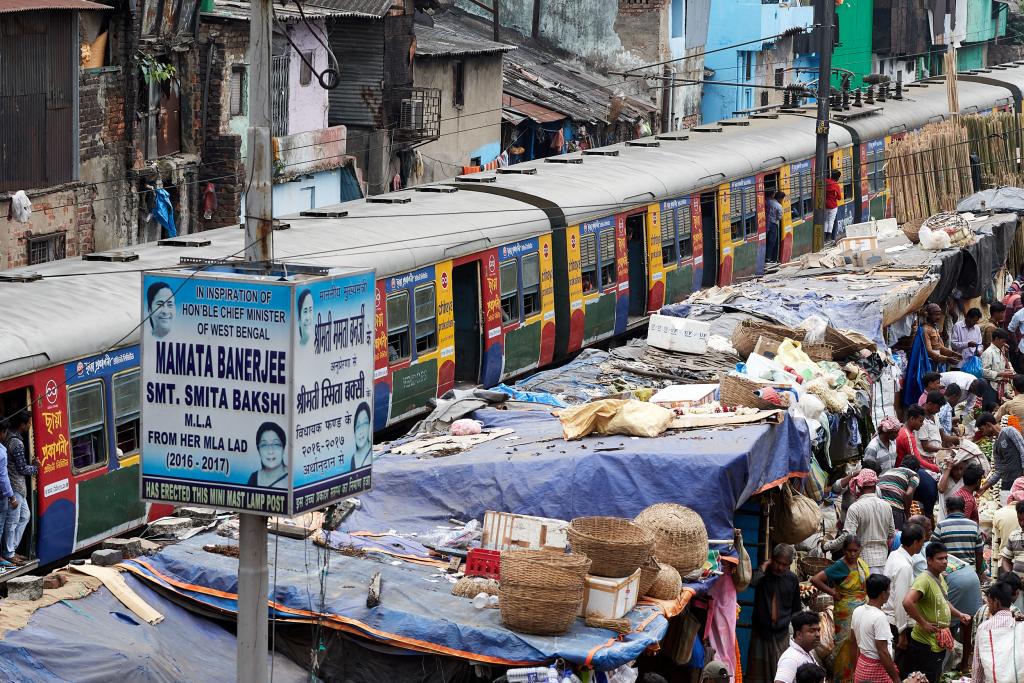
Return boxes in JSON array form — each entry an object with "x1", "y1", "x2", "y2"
[{"x1": 5, "y1": 64, "x2": 1024, "y2": 568}]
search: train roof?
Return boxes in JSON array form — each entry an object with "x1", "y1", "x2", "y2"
[{"x1": 0, "y1": 189, "x2": 550, "y2": 379}]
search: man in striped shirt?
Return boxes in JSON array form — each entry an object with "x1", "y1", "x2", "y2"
[
  {"x1": 931, "y1": 495, "x2": 985, "y2": 576},
  {"x1": 877, "y1": 456, "x2": 920, "y2": 531}
]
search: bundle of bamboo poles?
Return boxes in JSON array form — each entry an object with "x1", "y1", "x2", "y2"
[
  {"x1": 964, "y1": 112, "x2": 1024, "y2": 186},
  {"x1": 945, "y1": 49, "x2": 959, "y2": 115},
  {"x1": 886, "y1": 120, "x2": 973, "y2": 224}
]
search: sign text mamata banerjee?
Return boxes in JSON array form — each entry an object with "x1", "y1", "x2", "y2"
[{"x1": 140, "y1": 267, "x2": 375, "y2": 515}]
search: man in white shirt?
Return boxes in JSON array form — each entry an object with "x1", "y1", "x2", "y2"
[
  {"x1": 882, "y1": 522, "x2": 927, "y2": 671},
  {"x1": 851, "y1": 574, "x2": 901, "y2": 683},
  {"x1": 823, "y1": 469, "x2": 896, "y2": 575},
  {"x1": 774, "y1": 611, "x2": 822, "y2": 683}
]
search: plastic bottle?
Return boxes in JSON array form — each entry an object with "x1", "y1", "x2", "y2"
[
  {"x1": 505, "y1": 668, "x2": 554, "y2": 683},
  {"x1": 471, "y1": 592, "x2": 489, "y2": 609}
]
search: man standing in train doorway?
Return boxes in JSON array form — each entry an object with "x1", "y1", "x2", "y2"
[
  {"x1": 825, "y1": 169, "x2": 842, "y2": 243},
  {"x1": 767, "y1": 191, "x2": 784, "y2": 263}
]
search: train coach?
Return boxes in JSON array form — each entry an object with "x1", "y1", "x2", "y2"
[{"x1": 3, "y1": 63, "x2": 1024, "y2": 570}]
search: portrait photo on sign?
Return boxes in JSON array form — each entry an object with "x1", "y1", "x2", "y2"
[
  {"x1": 297, "y1": 288, "x2": 314, "y2": 346},
  {"x1": 250, "y1": 421, "x2": 288, "y2": 488},
  {"x1": 352, "y1": 401, "x2": 372, "y2": 470},
  {"x1": 146, "y1": 281, "x2": 176, "y2": 339}
]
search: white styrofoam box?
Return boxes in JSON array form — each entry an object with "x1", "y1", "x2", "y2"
[
  {"x1": 844, "y1": 220, "x2": 878, "y2": 239},
  {"x1": 838, "y1": 236, "x2": 879, "y2": 253},
  {"x1": 649, "y1": 383, "x2": 718, "y2": 409},
  {"x1": 481, "y1": 511, "x2": 569, "y2": 552},
  {"x1": 646, "y1": 314, "x2": 710, "y2": 354},
  {"x1": 579, "y1": 568, "x2": 641, "y2": 619}
]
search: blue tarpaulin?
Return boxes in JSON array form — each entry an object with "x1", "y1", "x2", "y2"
[
  {"x1": 347, "y1": 408, "x2": 810, "y2": 546},
  {"x1": 0, "y1": 573, "x2": 308, "y2": 683},
  {"x1": 122, "y1": 532, "x2": 677, "y2": 671}
]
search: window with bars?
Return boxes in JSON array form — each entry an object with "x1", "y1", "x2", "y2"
[
  {"x1": 522, "y1": 253, "x2": 541, "y2": 317},
  {"x1": 499, "y1": 260, "x2": 519, "y2": 323},
  {"x1": 841, "y1": 155, "x2": 853, "y2": 199},
  {"x1": 661, "y1": 208, "x2": 678, "y2": 264},
  {"x1": 414, "y1": 285, "x2": 436, "y2": 354},
  {"x1": 386, "y1": 291, "x2": 410, "y2": 363},
  {"x1": 69, "y1": 381, "x2": 107, "y2": 472},
  {"x1": 774, "y1": 68, "x2": 784, "y2": 87},
  {"x1": 27, "y1": 232, "x2": 66, "y2": 265},
  {"x1": 730, "y1": 192, "x2": 745, "y2": 241},
  {"x1": 113, "y1": 370, "x2": 140, "y2": 457},
  {"x1": 679, "y1": 205, "x2": 693, "y2": 259},
  {"x1": 599, "y1": 228, "x2": 616, "y2": 288},
  {"x1": 580, "y1": 233, "x2": 597, "y2": 294},
  {"x1": 230, "y1": 65, "x2": 246, "y2": 116}
]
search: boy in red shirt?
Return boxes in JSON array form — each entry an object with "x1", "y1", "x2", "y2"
[{"x1": 825, "y1": 169, "x2": 842, "y2": 241}]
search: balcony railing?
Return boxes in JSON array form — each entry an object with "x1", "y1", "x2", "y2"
[{"x1": 389, "y1": 87, "x2": 441, "y2": 147}]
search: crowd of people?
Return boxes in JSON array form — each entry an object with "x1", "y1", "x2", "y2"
[{"x1": 747, "y1": 293, "x2": 1024, "y2": 683}]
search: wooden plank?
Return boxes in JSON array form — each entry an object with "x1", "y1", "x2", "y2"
[{"x1": 70, "y1": 564, "x2": 165, "y2": 625}]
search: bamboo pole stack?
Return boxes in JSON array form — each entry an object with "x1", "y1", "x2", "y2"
[
  {"x1": 963, "y1": 112, "x2": 1024, "y2": 187},
  {"x1": 886, "y1": 120, "x2": 973, "y2": 224}
]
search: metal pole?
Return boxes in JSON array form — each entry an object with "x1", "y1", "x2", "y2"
[
  {"x1": 238, "y1": 0, "x2": 273, "y2": 679},
  {"x1": 245, "y1": 0, "x2": 274, "y2": 265},
  {"x1": 811, "y1": 0, "x2": 834, "y2": 252},
  {"x1": 493, "y1": 0, "x2": 500, "y2": 42}
]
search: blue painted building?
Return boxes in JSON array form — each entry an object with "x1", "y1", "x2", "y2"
[{"x1": 702, "y1": 0, "x2": 814, "y2": 123}]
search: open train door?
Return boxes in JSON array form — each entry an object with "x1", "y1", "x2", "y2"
[
  {"x1": 699, "y1": 191, "x2": 718, "y2": 288},
  {"x1": 0, "y1": 388, "x2": 36, "y2": 571},
  {"x1": 452, "y1": 262, "x2": 482, "y2": 385}
]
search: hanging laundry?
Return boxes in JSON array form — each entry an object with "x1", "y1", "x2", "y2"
[
  {"x1": 6, "y1": 191, "x2": 32, "y2": 223},
  {"x1": 202, "y1": 183, "x2": 217, "y2": 220},
  {"x1": 550, "y1": 128, "x2": 565, "y2": 153},
  {"x1": 497, "y1": 151, "x2": 509, "y2": 168},
  {"x1": 153, "y1": 187, "x2": 177, "y2": 238},
  {"x1": 391, "y1": 173, "x2": 402, "y2": 192}
]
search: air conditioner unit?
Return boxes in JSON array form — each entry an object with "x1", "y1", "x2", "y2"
[{"x1": 401, "y1": 98, "x2": 425, "y2": 131}]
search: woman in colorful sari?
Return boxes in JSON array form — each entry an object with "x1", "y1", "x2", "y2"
[{"x1": 810, "y1": 535, "x2": 870, "y2": 682}]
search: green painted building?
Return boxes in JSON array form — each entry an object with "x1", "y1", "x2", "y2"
[{"x1": 832, "y1": 0, "x2": 875, "y2": 88}]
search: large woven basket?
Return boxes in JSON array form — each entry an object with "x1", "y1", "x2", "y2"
[
  {"x1": 719, "y1": 373, "x2": 777, "y2": 411},
  {"x1": 901, "y1": 218, "x2": 924, "y2": 244},
  {"x1": 646, "y1": 562, "x2": 683, "y2": 600},
  {"x1": 798, "y1": 556, "x2": 831, "y2": 580},
  {"x1": 638, "y1": 556, "x2": 660, "y2": 597},
  {"x1": 632, "y1": 503, "x2": 708, "y2": 576},
  {"x1": 823, "y1": 326, "x2": 874, "y2": 359},
  {"x1": 567, "y1": 516, "x2": 655, "y2": 578},
  {"x1": 499, "y1": 584, "x2": 583, "y2": 635},
  {"x1": 500, "y1": 550, "x2": 591, "y2": 589},
  {"x1": 731, "y1": 319, "x2": 806, "y2": 359}
]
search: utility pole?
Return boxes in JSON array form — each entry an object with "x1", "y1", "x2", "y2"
[
  {"x1": 811, "y1": 0, "x2": 834, "y2": 252},
  {"x1": 238, "y1": 0, "x2": 274, "y2": 679}
]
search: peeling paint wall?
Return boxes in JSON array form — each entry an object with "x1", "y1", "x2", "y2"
[
  {"x1": 412, "y1": 53, "x2": 503, "y2": 183},
  {"x1": 285, "y1": 22, "x2": 330, "y2": 136}
]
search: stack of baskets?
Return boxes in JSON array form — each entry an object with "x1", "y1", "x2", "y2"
[
  {"x1": 499, "y1": 550, "x2": 591, "y2": 635},
  {"x1": 719, "y1": 373, "x2": 779, "y2": 411},
  {"x1": 823, "y1": 326, "x2": 874, "y2": 360},
  {"x1": 566, "y1": 516, "x2": 655, "y2": 578},
  {"x1": 633, "y1": 504, "x2": 708, "y2": 586},
  {"x1": 802, "y1": 342, "x2": 835, "y2": 362}
]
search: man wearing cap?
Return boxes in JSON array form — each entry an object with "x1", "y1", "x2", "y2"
[
  {"x1": 824, "y1": 469, "x2": 896, "y2": 575},
  {"x1": 866, "y1": 417, "x2": 901, "y2": 472},
  {"x1": 700, "y1": 661, "x2": 730, "y2": 683}
]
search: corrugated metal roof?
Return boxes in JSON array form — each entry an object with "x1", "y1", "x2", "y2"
[
  {"x1": 204, "y1": 0, "x2": 351, "y2": 21},
  {"x1": 502, "y1": 95, "x2": 565, "y2": 124},
  {"x1": 0, "y1": 0, "x2": 109, "y2": 12},
  {"x1": 431, "y1": 9, "x2": 655, "y2": 124},
  {"x1": 415, "y1": 17, "x2": 515, "y2": 57},
  {"x1": 290, "y1": 0, "x2": 393, "y2": 17}
]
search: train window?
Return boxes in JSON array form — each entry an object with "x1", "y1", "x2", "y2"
[
  {"x1": 742, "y1": 188, "x2": 757, "y2": 238},
  {"x1": 580, "y1": 234, "x2": 597, "y2": 294},
  {"x1": 599, "y1": 228, "x2": 616, "y2": 287},
  {"x1": 730, "y1": 193, "x2": 743, "y2": 241},
  {"x1": 499, "y1": 260, "x2": 519, "y2": 323},
  {"x1": 113, "y1": 370, "x2": 140, "y2": 457},
  {"x1": 790, "y1": 173, "x2": 803, "y2": 221},
  {"x1": 679, "y1": 205, "x2": 693, "y2": 259},
  {"x1": 69, "y1": 381, "x2": 107, "y2": 472},
  {"x1": 660, "y1": 209, "x2": 678, "y2": 264},
  {"x1": 386, "y1": 292, "x2": 410, "y2": 363},
  {"x1": 842, "y1": 155, "x2": 853, "y2": 199},
  {"x1": 522, "y1": 253, "x2": 541, "y2": 317},
  {"x1": 414, "y1": 285, "x2": 437, "y2": 354}
]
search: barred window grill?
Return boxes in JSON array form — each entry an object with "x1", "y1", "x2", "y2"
[
  {"x1": 27, "y1": 232, "x2": 66, "y2": 265},
  {"x1": 271, "y1": 54, "x2": 290, "y2": 138},
  {"x1": 661, "y1": 207, "x2": 678, "y2": 264},
  {"x1": 679, "y1": 205, "x2": 693, "y2": 259},
  {"x1": 599, "y1": 228, "x2": 616, "y2": 287},
  {"x1": 580, "y1": 234, "x2": 597, "y2": 293}
]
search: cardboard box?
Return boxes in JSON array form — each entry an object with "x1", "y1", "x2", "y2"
[
  {"x1": 838, "y1": 236, "x2": 879, "y2": 253},
  {"x1": 579, "y1": 568, "x2": 641, "y2": 619},
  {"x1": 852, "y1": 249, "x2": 887, "y2": 268},
  {"x1": 646, "y1": 314, "x2": 710, "y2": 354},
  {"x1": 481, "y1": 511, "x2": 569, "y2": 552},
  {"x1": 650, "y1": 383, "x2": 718, "y2": 409}
]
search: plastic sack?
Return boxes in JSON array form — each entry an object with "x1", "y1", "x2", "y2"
[
  {"x1": 798, "y1": 315, "x2": 829, "y2": 343},
  {"x1": 976, "y1": 618, "x2": 1024, "y2": 683},
  {"x1": 962, "y1": 355, "x2": 983, "y2": 379},
  {"x1": 732, "y1": 528, "x2": 753, "y2": 592},
  {"x1": 804, "y1": 457, "x2": 829, "y2": 503},
  {"x1": 919, "y1": 224, "x2": 951, "y2": 250},
  {"x1": 776, "y1": 339, "x2": 817, "y2": 373},
  {"x1": 771, "y1": 481, "x2": 822, "y2": 544},
  {"x1": 814, "y1": 606, "x2": 835, "y2": 661},
  {"x1": 450, "y1": 419, "x2": 482, "y2": 436},
  {"x1": 557, "y1": 399, "x2": 673, "y2": 440}
]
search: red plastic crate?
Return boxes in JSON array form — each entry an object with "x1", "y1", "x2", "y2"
[{"x1": 465, "y1": 548, "x2": 501, "y2": 579}]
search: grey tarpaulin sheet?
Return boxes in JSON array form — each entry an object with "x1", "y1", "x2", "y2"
[
  {"x1": 0, "y1": 573, "x2": 309, "y2": 683},
  {"x1": 957, "y1": 188, "x2": 1024, "y2": 214}
]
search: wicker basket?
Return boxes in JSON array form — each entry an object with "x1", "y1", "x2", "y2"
[
  {"x1": 719, "y1": 373, "x2": 778, "y2": 411},
  {"x1": 638, "y1": 556, "x2": 661, "y2": 597},
  {"x1": 802, "y1": 342, "x2": 835, "y2": 362},
  {"x1": 499, "y1": 585, "x2": 583, "y2": 635},
  {"x1": 567, "y1": 516, "x2": 655, "y2": 578},
  {"x1": 823, "y1": 326, "x2": 874, "y2": 360},
  {"x1": 809, "y1": 593, "x2": 834, "y2": 613},
  {"x1": 500, "y1": 550, "x2": 591, "y2": 589},
  {"x1": 731, "y1": 320, "x2": 806, "y2": 359},
  {"x1": 798, "y1": 556, "x2": 831, "y2": 580},
  {"x1": 646, "y1": 562, "x2": 683, "y2": 600},
  {"x1": 901, "y1": 218, "x2": 924, "y2": 244},
  {"x1": 632, "y1": 503, "x2": 708, "y2": 576}
]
